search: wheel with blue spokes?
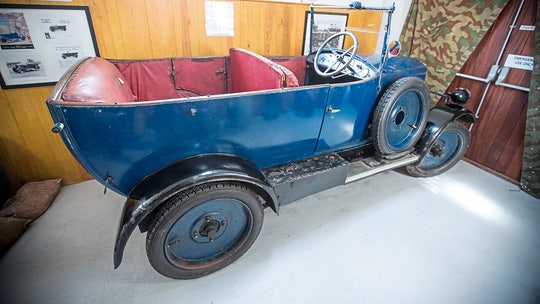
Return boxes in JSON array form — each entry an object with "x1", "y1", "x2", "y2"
[
  {"x1": 146, "y1": 182, "x2": 264, "y2": 279},
  {"x1": 407, "y1": 122, "x2": 470, "y2": 177},
  {"x1": 372, "y1": 77, "x2": 429, "y2": 159}
]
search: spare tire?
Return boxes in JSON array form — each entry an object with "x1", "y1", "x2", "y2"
[{"x1": 372, "y1": 77, "x2": 429, "y2": 159}]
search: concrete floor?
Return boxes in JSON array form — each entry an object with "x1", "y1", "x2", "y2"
[{"x1": 0, "y1": 161, "x2": 539, "y2": 304}]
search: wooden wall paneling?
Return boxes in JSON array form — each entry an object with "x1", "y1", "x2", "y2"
[
  {"x1": 287, "y1": 5, "x2": 307, "y2": 55},
  {"x1": 1, "y1": 87, "x2": 91, "y2": 190},
  {"x1": 190, "y1": 0, "x2": 212, "y2": 56},
  {"x1": 195, "y1": 0, "x2": 219, "y2": 57},
  {"x1": 0, "y1": 89, "x2": 27, "y2": 192},
  {"x1": 144, "y1": 0, "x2": 178, "y2": 58},
  {"x1": 174, "y1": 0, "x2": 201, "y2": 57},
  {"x1": 265, "y1": 3, "x2": 294, "y2": 55},
  {"x1": 264, "y1": 3, "x2": 282, "y2": 55},
  {"x1": 235, "y1": 1, "x2": 252, "y2": 51},
  {"x1": 237, "y1": 1, "x2": 268, "y2": 55},
  {"x1": 171, "y1": 0, "x2": 188, "y2": 56},
  {"x1": 114, "y1": 0, "x2": 153, "y2": 59},
  {"x1": 2, "y1": 88, "x2": 45, "y2": 187},
  {"x1": 89, "y1": 0, "x2": 126, "y2": 58}
]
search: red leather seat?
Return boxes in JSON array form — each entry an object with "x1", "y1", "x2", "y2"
[
  {"x1": 62, "y1": 57, "x2": 135, "y2": 103},
  {"x1": 228, "y1": 48, "x2": 299, "y2": 93}
]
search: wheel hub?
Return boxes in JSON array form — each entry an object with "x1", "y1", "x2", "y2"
[
  {"x1": 198, "y1": 218, "x2": 224, "y2": 241},
  {"x1": 430, "y1": 142, "x2": 446, "y2": 157},
  {"x1": 394, "y1": 108, "x2": 406, "y2": 126},
  {"x1": 191, "y1": 213, "x2": 227, "y2": 243}
]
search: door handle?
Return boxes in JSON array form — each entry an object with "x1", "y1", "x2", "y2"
[{"x1": 326, "y1": 106, "x2": 341, "y2": 114}]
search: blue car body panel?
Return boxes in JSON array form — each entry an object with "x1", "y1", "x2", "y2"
[
  {"x1": 316, "y1": 78, "x2": 379, "y2": 153},
  {"x1": 49, "y1": 86, "x2": 328, "y2": 195},
  {"x1": 47, "y1": 55, "x2": 427, "y2": 197}
]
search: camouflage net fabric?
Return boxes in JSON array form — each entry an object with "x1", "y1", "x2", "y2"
[
  {"x1": 400, "y1": 0, "x2": 509, "y2": 94},
  {"x1": 520, "y1": 1, "x2": 540, "y2": 198}
]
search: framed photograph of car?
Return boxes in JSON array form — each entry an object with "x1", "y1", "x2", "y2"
[
  {"x1": 302, "y1": 12, "x2": 348, "y2": 55},
  {"x1": 0, "y1": 4, "x2": 99, "y2": 89}
]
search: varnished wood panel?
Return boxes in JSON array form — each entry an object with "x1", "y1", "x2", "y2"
[{"x1": 0, "y1": 0, "x2": 382, "y2": 191}]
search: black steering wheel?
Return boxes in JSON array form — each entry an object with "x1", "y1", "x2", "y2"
[{"x1": 314, "y1": 32, "x2": 359, "y2": 77}]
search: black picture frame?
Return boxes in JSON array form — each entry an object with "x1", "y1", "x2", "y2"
[
  {"x1": 302, "y1": 12, "x2": 348, "y2": 55},
  {"x1": 0, "y1": 4, "x2": 99, "y2": 89}
]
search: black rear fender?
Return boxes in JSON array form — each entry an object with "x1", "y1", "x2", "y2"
[{"x1": 113, "y1": 154, "x2": 277, "y2": 268}]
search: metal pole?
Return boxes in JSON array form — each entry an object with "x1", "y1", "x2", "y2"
[{"x1": 467, "y1": 0, "x2": 526, "y2": 130}]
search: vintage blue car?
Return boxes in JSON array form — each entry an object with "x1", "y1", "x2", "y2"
[
  {"x1": 46, "y1": 3, "x2": 474, "y2": 279},
  {"x1": 0, "y1": 32, "x2": 26, "y2": 44}
]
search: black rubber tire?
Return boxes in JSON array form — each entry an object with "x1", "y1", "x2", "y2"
[
  {"x1": 407, "y1": 122, "x2": 470, "y2": 178},
  {"x1": 372, "y1": 77, "x2": 429, "y2": 159},
  {"x1": 146, "y1": 182, "x2": 264, "y2": 279}
]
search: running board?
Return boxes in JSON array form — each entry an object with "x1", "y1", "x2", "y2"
[
  {"x1": 263, "y1": 153, "x2": 419, "y2": 208},
  {"x1": 263, "y1": 154, "x2": 349, "y2": 206},
  {"x1": 345, "y1": 154, "x2": 419, "y2": 184}
]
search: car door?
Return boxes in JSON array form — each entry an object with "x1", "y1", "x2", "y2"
[{"x1": 315, "y1": 79, "x2": 380, "y2": 153}]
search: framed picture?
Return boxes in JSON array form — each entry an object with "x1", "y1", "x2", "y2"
[
  {"x1": 302, "y1": 12, "x2": 348, "y2": 55},
  {"x1": 0, "y1": 4, "x2": 99, "y2": 89}
]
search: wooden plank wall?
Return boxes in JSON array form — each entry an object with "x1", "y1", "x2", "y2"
[{"x1": 0, "y1": 0, "x2": 382, "y2": 191}]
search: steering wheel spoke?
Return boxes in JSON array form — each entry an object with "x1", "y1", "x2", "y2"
[
  {"x1": 324, "y1": 60, "x2": 341, "y2": 74},
  {"x1": 314, "y1": 32, "x2": 359, "y2": 78},
  {"x1": 344, "y1": 45, "x2": 356, "y2": 54}
]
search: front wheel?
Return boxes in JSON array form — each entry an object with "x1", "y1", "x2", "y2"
[
  {"x1": 407, "y1": 122, "x2": 470, "y2": 177},
  {"x1": 146, "y1": 182, "x2": 264, "y2": 279}
]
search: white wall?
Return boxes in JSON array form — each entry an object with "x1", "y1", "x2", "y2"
[{"x1": 281, "y1": 0, "x2": 412, "y2": 52}]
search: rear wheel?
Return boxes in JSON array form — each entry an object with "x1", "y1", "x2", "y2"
[
  {"x1": 146, "y1": 182, "x2": 264, "y2": 279},
  {"x1": 407, "y1": 122, "x2": 470, "y2": 177},
  {"x1": 372, "y1": 77, "x2": 429, "y2": 159}
]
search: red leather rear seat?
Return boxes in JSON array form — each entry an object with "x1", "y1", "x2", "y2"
[
  {"x1": 228, "y1": 48, "x2": 299, "y2": 93},
  {"x1": 62, "y1": 57, "x2": 135, "y2": 103}
]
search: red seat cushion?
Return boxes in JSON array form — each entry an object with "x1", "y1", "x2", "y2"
[
  {"x1": 62, "y1": 57, "x2": 135, "y2": 103},
  {"x1": 268, "y1": 56, "x2": 307, "y2": 86},
  {"x1": 228, "y1": 48, "x2": 299, "y2": 93}
]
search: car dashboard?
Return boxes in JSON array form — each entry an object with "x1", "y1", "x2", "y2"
[
  {"x1": 316, "y1": 52, "x2": 376, "y2": 79},
  {"x1": 305, "y1": 51, "x2": 379, "y2": 86}
]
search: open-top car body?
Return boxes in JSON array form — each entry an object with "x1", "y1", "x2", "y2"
[{"x1": 46, "y1": 3, "x2": 474, "y2": 279}]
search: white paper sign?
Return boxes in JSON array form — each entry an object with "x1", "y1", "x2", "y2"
[
  {"x1": 205, "y1": 1, "x2": 234, "y2": 37},
  {"x1": 504, "y1": 54, "x2": 534, "y2": 71},
  {"x1": 519, "y1": 25, "x2": 535, "y2": 31}
]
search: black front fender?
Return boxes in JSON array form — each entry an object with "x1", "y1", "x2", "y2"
[
  {"x1": 113, "y1": 153, "x2": 277, "y2": 268},
  {"x1": 429, "y1": 103, "x2": 475, "y2": 125},
  {"x1": 414, "y1": 103, "x2": 475, "y2": 156}
]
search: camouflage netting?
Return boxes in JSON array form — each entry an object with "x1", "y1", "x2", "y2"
[
  {"x1": 400, "y1": 0, "x2": 509, "y2": 94},
  {"x1": 520, "y1": 1, "x2": 540, "y2": 198}
]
